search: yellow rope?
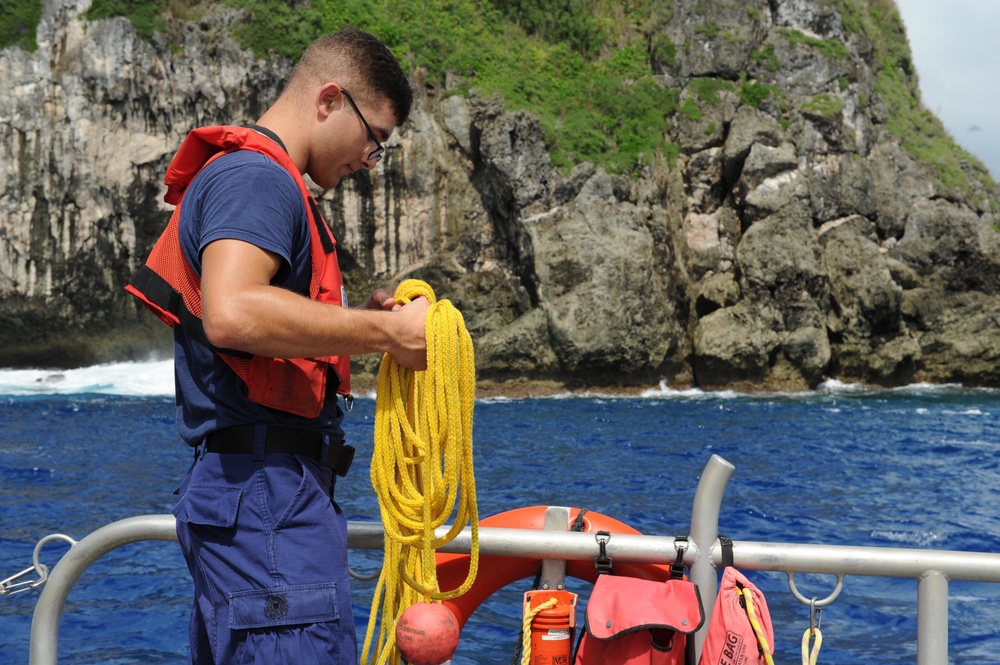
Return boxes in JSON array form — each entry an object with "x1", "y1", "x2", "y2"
[
  {"x1": 801, "y1": 627, "x2": 822, "y2": 665},
  {"x1": 361, "y1": 279, "x2": 479, "y2": 665},
  {"x1": 520, "y1": 597, "x2": 558, "y2": 665},
  {"x1": 737, "y1": 586, "x2": 776, "y2": 665}
]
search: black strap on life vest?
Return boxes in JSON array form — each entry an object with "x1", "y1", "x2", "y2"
[
  {"x1": 245, "y1": 124, "x2": 287, "y2": 152},
  {"x1": 128, "y1": 264, "x2": 252, "y2": 359},
  {"x1": 307, "y1": 197, "x2": 337, "y2": 255},
  {"x1": 245, "y1": 123, "x2": 336, "y2": 258}
]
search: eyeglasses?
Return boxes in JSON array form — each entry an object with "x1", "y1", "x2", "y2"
[{"x1": 341, "y1": 88, "x2": 385, "y2": 163}]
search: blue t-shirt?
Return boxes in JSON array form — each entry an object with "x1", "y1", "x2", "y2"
[{"x1": 173, "y1": 149, "x2": 345, "y2": 446}]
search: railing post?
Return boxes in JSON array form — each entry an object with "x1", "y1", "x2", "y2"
[
  {"x1": 688, "y1": 454, "x2": 735, "y2": 662},
  {"x1": 29, "y1": 515, "x2": 178, "y2": 665},
  {"x1": 539, "y1": 506, "x2": 569, "y2": 590},
  {"x1": 917, "y1": 570, "x2": 949, "y2": 665}
]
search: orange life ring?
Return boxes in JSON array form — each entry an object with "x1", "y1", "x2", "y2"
[{"x1": 436, "y1": 506, "x2": 676, "y2": 628}]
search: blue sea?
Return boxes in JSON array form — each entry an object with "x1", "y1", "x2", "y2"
[{"x1": 2, "y1": 360, "x2": 1000, "y2": 664}]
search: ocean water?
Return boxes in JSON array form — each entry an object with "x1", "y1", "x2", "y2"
[{"x1": 2, "y1": 361, "x2": 1000, "y2": 664}]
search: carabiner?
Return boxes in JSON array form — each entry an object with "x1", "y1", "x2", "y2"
[
  {"x1": 1, "y1": 533, "x2": 77, "y2": 596},
  {"x1": 1, "y1": 565, "x2": 47, "y2": 596}
]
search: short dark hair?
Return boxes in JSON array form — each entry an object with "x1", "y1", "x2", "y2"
[{"x1": 292, "y1": 27, "x2": 413, "y2": 127}]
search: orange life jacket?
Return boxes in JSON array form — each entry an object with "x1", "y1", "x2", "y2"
[{"x1": 125, "y1": 125, "x2": 350, "y2": 419}]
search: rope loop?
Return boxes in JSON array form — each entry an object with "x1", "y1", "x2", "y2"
[{"x1": 801, "y1": 625, "x2": 823, "y2": 665}]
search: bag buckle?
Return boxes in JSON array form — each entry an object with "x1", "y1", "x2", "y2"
[
  {"x1": 671, "y1": 536, "x2": 688, "y2": 579},
  {"x1": 594, "y1": 531, "x2": 613, "y2": 575}
]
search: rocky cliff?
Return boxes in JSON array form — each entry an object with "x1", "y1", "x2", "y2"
[{"x1": 2, "y1": 0, "x2": 999, "y2": 392}]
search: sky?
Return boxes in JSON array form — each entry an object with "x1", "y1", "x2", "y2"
[{"x1": 895, "y1": 0, "x2": 1000, "y2": 180}]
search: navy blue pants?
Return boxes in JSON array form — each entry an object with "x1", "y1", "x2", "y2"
[{"x1": 174, "y1": 430, "x2": 356, "y2": 664}]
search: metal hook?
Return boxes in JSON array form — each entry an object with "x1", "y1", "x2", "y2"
[
  {"x1": 594, "y1": 531, "x2": 613, "y2": 574},
  {"x1": 787, "y1": 571, "x2": 844, "y2": 607},
  {"x1": 809, "y1": 597, "x2": 822, "y2": 633}
]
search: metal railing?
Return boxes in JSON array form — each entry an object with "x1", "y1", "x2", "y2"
[{"x1": 22, "y1": 454, "x2": 1000, "y2": 664}]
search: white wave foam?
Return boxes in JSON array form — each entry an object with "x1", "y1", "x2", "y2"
[
  {"x1": 891, "y1": 381, "x2": 968, "y2": 393},
  {"x1": 479, "y1": 381, "x2": 743, "y2": 401},
  {"x1": 870, "y1": 529, "x2": 943, "y2": 547},
  {"x1": 816, "y1": 378, "x2": 868, "y2": 393},
  {"x1": 477, "y1": 377, "x2": 998, "y2": 403},
  {"x1": 1, "y1": 363, "x2": 993, "y2": 402},
  {"x1": 943, "y1": 408, "x2": 988, "y2": 416},
  {"x1": 639, "y1": 380, "x2": 740, "y2": 400},
  {"x1": 0, "y1": 360, "x2": 175, "y2": 397}
]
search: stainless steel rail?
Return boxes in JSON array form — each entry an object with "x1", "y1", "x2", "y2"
[{"x1": 27, "y1": 454, "x2": 1000, "y2": 664}]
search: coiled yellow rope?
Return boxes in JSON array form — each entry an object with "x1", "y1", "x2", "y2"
[
  {"x1": 737, "y1": 586, "x2": 776, "y2": 665},
  {"x1": 361, "y1": 279, "x2": 479, "y2": 665}
]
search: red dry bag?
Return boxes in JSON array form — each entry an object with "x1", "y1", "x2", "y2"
[{"x1": 698, "y1": 564, "x2": 776, "y2": 665}]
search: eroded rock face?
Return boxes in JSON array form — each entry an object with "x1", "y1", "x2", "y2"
[{"x1": 2, "y1": 0, "x2": 999, "y2": 390}]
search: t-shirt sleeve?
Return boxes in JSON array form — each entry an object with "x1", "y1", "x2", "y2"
[{"x1": 182, "y1": 151, "x2": 306, "y2": 281}]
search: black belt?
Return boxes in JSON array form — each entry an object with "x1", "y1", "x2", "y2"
[{"x1": 204, "y1": 425, "x2": 355, "y2": 477}]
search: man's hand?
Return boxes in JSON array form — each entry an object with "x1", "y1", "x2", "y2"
[
  {"x1": 358, "y1": 288, "x2": 428, "y2": 369},
  {"x1": 360, "y1": 288, "x2": 401, "y2": 312},
  {"x1": 386, "y1": 294, "x2": 429, "y2": 370}
]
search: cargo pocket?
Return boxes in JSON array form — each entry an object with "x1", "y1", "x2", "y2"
[
  {"x1": 173, "y1": 485, "x2": 243, "y2": 527},
  {"x1": 229, "y1": 583, "x2": 340, "y2": 630}
]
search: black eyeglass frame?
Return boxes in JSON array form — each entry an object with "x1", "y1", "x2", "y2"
[{"x1": 341, "y1": 88, "x2": 385, "y2": 163}]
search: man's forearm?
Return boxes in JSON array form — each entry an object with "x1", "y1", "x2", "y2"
[{"x1": 203, "y1": 283, "x2": 428, "y2": 368}]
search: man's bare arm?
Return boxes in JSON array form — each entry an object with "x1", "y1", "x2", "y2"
[{"x1": 200, "y1": 238, "x2": 427, "y2": 369}]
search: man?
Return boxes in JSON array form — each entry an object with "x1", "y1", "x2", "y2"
[{"x1": 126, "y1": 27, "x2": 426, "y2": 664}]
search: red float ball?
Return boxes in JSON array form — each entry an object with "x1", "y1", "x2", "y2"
[{"x1": 395, "y1": 602, "x2": 460, "y2": 665}]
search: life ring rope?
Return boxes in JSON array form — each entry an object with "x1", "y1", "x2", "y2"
[
  {"x1": 361, "y1": 279, "x2": 479, "y2": 665},
  {"x1": 520, "y1": 597, "x2": 558, "y2": 665}
]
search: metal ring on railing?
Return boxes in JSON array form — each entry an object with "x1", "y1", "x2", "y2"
[
  {"x1": 1, "y1": 534, "x2": 77, "y2": 596},
  {"x1": 33, "y1": 534, "x2": 77, "y2": 572},
  {"x1": 786, "y1": 571, "x2": 844, "y2": 607}
]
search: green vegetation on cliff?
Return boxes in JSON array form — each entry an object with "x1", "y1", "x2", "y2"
[
  {"x1": 3, "y1": 0, "x2": 995, "y2": 193},
  {"x1": 77, "y1": 0, "x2": 681, "y2": 173},
  {"x1": 86, "y1": 0, "x2": 168, "y2": 37},
  {"x1": 216, "y1": 0, "x2": 680, "y2": 173},
  {"x1": 823, "y1": 0, "x2": 993, "y2": 195},
  {"x1": 0, "y1": 0, "x2": 42, "y2": 51}
]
